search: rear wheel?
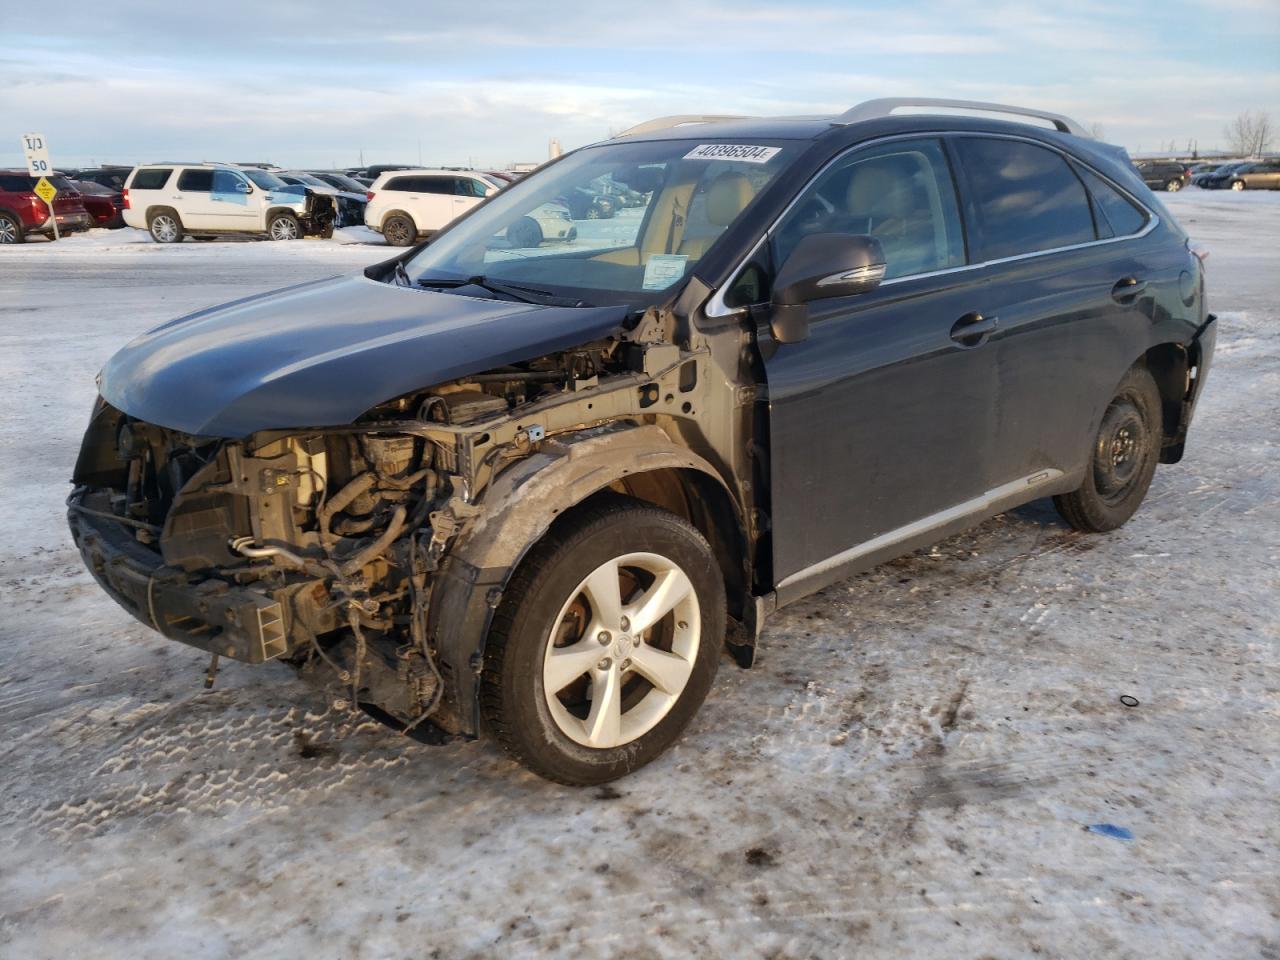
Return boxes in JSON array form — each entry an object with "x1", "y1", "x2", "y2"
[
  {"x1": 0, "y1": 213, "x2": 24, "y2": 244},
  {"x1": 1054, "y1": 366, "x2": 1162, "y2": 533},
  {"x1": 268, "y1": 211, "x2": 300, "y2": 240},
  {"x1": 148, "y1": 210, "x2": 183, "y2": 243},
  {"x1": 383, "y1": 214, "x2": 416, "y2": 246},
  {"x1": 480, "y1": 498, "x2": 725, "y2": 785},
  {"x1": 1230, "y1": 180, "x2": 1246, "y2": 192}
]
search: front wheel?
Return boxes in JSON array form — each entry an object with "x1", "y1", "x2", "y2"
[
  {"x1": 1054, "y1": 366, "x2": 1162, "y2": 533},
  {"x1": 268, "y1": 212, "x2": 300, "y2": 240},
  {"x1": 480, "y1": 497, "x2": 725, "y2": 785},
  {"x1": 1166, "y1": 179, "x2": 1182, "y2": 192}
]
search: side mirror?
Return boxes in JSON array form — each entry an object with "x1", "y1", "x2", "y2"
[
  {"x1": 769, "y1": 233, "x2": 886, "y2": 344},
  {"x1": 237, "y1": 181, "x2": 253, "y2": 194}
]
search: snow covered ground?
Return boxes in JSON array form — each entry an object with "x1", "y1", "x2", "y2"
[{"x1": 1, "y1": 190, "x2": 1277, "y2": 959}]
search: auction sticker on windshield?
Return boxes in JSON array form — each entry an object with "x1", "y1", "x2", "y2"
[
  {"x1": 642, "y1": 254, "x2": 689, "y2": 290},
  {"x1": 683, "y1": 144, "x2": 781, "y2": 163}
]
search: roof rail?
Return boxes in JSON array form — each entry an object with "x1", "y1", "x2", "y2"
[
  {"x1": 616, "y1": 114, "x2": 751, "y2": 138},
  {"x1": 837, "y1": 98, "x2": 1089, "y2": 137}
]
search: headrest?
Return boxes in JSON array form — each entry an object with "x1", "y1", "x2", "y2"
[{"x1": 705, "y1": 171, "x2": 755, "y2": 227}]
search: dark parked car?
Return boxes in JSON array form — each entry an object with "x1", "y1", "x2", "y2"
[
  {"x1": 350, "y1": 164, "x2": 414, "y2": 186},
  {"x1": 68, "y1": 99, "x2": 1216, "y2": 784},
  {"x1": 71, "y1": 179, "x2": 125, "y2": 229},
  {"x1": 0, "y1": 171, "x2": 92, "y2": 242},
  {"x1": 1200, "y1": 160, "x2": 1280, "y2": 191},
  {"x1": 64, "y1": 165, "x2": 134, "y2": 192},
  {"x1": 277, "y1": 171, "x2": 368, "y2": 227},
  {"x1": 558, "y1": 186, "x2": 616, "y2": 219},
  {"x1": 1133, "y1": 160, "x2": 1187, "y2": 192}
]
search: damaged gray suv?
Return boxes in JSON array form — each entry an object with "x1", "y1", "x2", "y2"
[{"x1": 70, "y1": 99, "x2": 1216, "y2": 784}]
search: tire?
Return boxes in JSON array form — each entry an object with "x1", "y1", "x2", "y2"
[
  {"x1": 1230, "y1": 180, "x2": 1246, "y2": 192},
  {"x1": 383, "y1": 213, "x2": 416, "y2": 246},
  {"x1": 320, "y1": 222, "x2": 335, "y2": 240},
  {"x1": 148, "y1": 209, "x2": 183, "y2": 243},
  {"x1": 506, "y1": 216, "x2": 543, "y2": 248},
  {"x1": 268, "y1": 211, "x2": 300, "y2": 240},
  {"x1": 0, "y1": 212, "x2": 24, "y2": 244},
  {"x1": 1054, "y1": 366, "x2": 1162, "y2": 533},
  {"x1": 1165, "y1": 179, "x2": 1182, "y2": 192},
  {"x1": 480, "y1": 497, "x2": 725, "y2": 785},
  {"x1": 585, "y1": 206, "x2": 601, "y2": 220}
]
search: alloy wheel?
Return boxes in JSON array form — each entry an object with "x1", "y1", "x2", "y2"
[
  {"x1": 151, "y1": 215, "x2": 178, "y2": 242},
  {"x1": 0, "y1": 217, "x2": 18, "y2": 244},
  {"x1": 270, "y1": 217, "x2": 299, "y2": 240},
  {"x1": 541, "y1": 552, "x2": 700, "y2": 749}
]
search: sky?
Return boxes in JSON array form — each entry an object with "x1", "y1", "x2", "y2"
[{"x1": 2, "y1": 0, "x2": 1277, "y2": 170}]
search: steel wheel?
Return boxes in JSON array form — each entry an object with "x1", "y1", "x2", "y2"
[
  {"x1": 269, "y1": 214, "x2": 299, "y2": 240},
  {"x1": 150, "y1": 214, "x2": 179, "y2": 243},
  {"x1": 542, "y1": 552, "x2": 700, "y2": 749},
  {"x1": 0, "y1": 214, "x2": 21, "y2": 244}
]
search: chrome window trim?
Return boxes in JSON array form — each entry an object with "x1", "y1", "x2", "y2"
[{"x1": 704, "y1": 131, "x2": 1159, "y2": 319}]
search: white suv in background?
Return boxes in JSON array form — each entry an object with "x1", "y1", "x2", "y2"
[
  {"x1": 364, "y1": 169, "x2": 499, "y2": 245},
  {"x1": 365, "y1": 169, "x2": 578, "y2": 247},
  {"x1": 121, "y1": 163, "x2": 336, "y2": 243}
]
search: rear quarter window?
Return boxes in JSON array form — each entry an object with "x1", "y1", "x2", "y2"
[
  {"x1": 955, "y1": 137, "x2": 1096, "y2": 261},
  {"x1": 130, "y1": 169, "x2": 173, "y2": 190},
  {"x1": 0, "y1": 174, "x2": 34, "y2": 191},
  {"x1": 1074, "y1": 165, "x2": 1149, "y2": 239}
]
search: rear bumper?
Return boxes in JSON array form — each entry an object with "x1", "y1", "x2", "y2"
[
  {"x1": 68, "y1": 494, "x2": 289, "y2": 664},
  {"x1": 35, "y1": 212, "x2": 93, "y2": 234}
]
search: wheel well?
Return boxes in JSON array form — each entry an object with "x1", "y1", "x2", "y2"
[
  {"x1": 1140, "y1": 343, "x2": 1191, "y2": 463},
  {"x1": 381, "y1": 209, "x2": 416, "y2": 231},
  {"x1": 266, "y1": 207, "x2": 299, "y2": 221},
  {"x1": 553, "y1": 468, "x2": 749, "y2": 623},
  {"x1": 145, "y1": 205, "x2": 179, "y2": 225}
]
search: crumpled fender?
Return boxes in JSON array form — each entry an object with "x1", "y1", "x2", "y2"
[{"x1": 427, "y1": 424, "x2": 733, "y2": 735}]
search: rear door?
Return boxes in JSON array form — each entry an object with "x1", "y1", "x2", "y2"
[
  {"x1": 409, "y1": 176, "x2": 457, "y2": 231},
  {"x1": 174, "y1": 169, "x2": 218, "y2": 228},
  {"x1": 949, "y1": 135, "x2": 1164, "y2": 485},
  {"x1": 760, "y1": 137, "x2": 998, "y2": 589}
]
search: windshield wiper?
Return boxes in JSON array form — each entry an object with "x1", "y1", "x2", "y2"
[{"x1": 416, "y1": 275, "x2": 591, "y2": 308}]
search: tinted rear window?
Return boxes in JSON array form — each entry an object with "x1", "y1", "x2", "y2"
[
  {"x1": 131, "y1": 168, "x2": 173, "y2": 190},
  {"x1": 177, "y1": 169, "x2": 214, "y2": 192},
  {"x1": 0, "y1": 174, "x2": 34, "y2": 191},
  {"x1": 955, "y1": 138, "x2": 1096, "y2": 260}
]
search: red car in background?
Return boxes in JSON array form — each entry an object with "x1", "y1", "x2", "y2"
[
  {"x1": 0, "y1": 171, "x2": 92, "y2": 243},
  {"x1": 71, "y1": 179, "x2": 125, "y2": 229}
]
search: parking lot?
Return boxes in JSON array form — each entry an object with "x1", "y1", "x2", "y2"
[{"x1": 0, "y1": 189, "x2": 1277, "y2": 959}]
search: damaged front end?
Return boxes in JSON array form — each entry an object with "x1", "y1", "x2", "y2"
[
  {"x1": 67, "y1": 326, "x2": 712, "y2": 737},
  {"x1": 295, "y1": 189, "x2": 337, "y2": 237},
  {"x1": 69, "y1": 401, "x2": 451, "y2": 727}
]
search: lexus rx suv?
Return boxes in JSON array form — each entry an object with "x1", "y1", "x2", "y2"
[{"x1": 69, "y1": 99, "x2": 1216, "y2": 784}]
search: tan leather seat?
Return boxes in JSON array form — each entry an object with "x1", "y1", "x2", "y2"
[{"x1": 676, "y1": 172, "x2": 755, "y2": 259}]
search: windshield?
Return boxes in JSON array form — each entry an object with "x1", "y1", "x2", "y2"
[
  {"x1": 286, "y1": 173, "x2": 329, "y2": 187},
  {"x1": 320, "y1": 173, "x2": 366, "y2": 192},
  {"x1": 242, "y1": 169, "x2": 289, "y2": 190},
  {"x1": 403, "y1": 138, "x2": 796, "y2": 305}
]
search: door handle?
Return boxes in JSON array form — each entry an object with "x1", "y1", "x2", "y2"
[
  {"x1": 1111, "y1": 277, "x2": 1148, "y2": 303},
  {"x1": 949, "y1": 312, "x2": 999, "y2": 347}
]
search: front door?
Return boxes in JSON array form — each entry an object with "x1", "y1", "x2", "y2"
[{"x1": 760, "y1": 138, "x2": 997, "y2": 590}]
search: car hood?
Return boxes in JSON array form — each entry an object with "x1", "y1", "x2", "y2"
[{"x1": 99, "y1": 274, "x2": 629, "y2": 437}]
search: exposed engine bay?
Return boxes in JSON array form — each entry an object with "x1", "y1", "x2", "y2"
[{"x1": 68, "y1": 320, "x2": 722, "y2": 737}]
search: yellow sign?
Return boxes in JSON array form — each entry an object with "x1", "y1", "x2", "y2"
[{"x1": 34, "y1": 176, "x2": 57, "y2": 204}]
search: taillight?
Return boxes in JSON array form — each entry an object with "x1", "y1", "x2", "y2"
[
  {"x1": 1188, "y1": 240, "x2": 1209, "y2": 264},
  {"x1": 122, "y1": 188, "x2": 131, "y2": 210},
  {"x1": 366, "y1": 191, "x2": 375, "y2": 202}
]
